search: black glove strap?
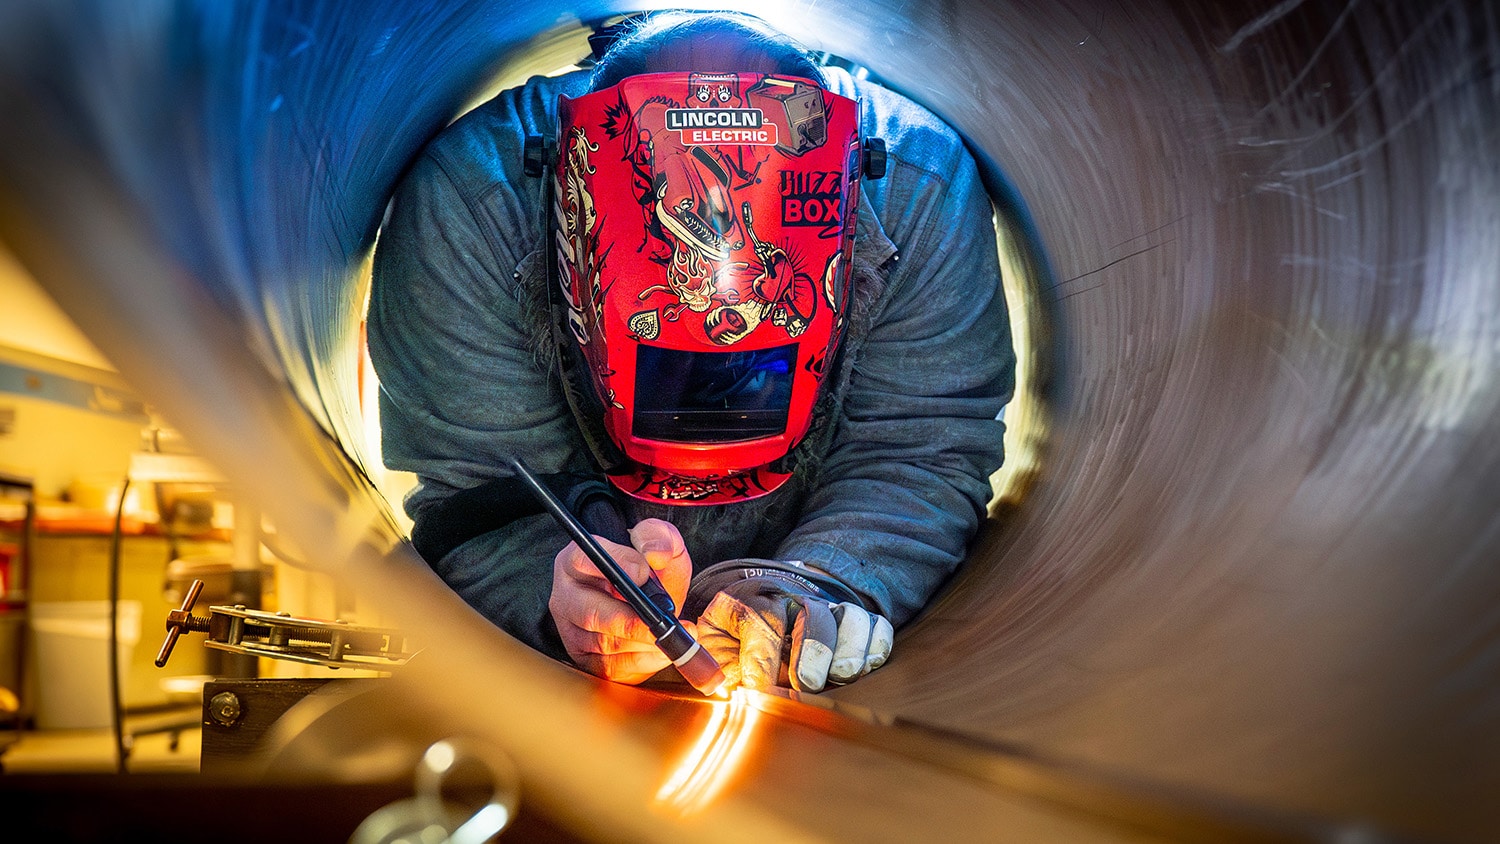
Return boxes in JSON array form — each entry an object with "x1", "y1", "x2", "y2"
[{"x1": 410, "y1": 471, "x2": 625, "y2": 564}]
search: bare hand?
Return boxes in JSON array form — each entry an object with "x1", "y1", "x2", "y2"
[{"x1": 549, "y1": 518, "x2": 692, "y2": 684}]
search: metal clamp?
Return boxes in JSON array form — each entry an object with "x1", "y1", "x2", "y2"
[{"x1": 153, "y1": 579, "x2": 416, "y2": 671}]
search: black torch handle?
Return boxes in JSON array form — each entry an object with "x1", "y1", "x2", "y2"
[
  {"x1": 571, "y1": 491, "x2": 676, "y2": 618},
  {"x1": 504, "y1": 458, "x2": 677, "y2": 637}
]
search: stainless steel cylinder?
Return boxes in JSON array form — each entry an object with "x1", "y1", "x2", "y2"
[{"x1": 1, "y1": 1, "x2": 1495, "y2": 840}]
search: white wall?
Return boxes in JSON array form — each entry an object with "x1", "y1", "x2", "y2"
[
  {"x1": 0, "y1": 240, "x2": 114, "y2": 371},
  {"x1": 0, "y1": 240, "x2": 145, "y2": 499}
]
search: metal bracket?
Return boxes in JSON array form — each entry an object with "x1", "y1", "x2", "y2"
[{"x1": 155, "y1": 579, "x2": 415, "y2": 671}]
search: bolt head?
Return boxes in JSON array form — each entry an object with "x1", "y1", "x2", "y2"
[{"x1": 209, "y1": 691, "x2": 242, "y2": 726}]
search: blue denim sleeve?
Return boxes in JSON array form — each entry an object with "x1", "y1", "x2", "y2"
[
  {"x1": 367, "y1": 88, "x2": 584, "y2": 659},
  {"x1": 770, "y1": 90, "x2": 1016, "y2": 627}
]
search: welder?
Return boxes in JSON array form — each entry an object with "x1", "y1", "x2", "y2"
[{"x1": 367, "y1": 10, "x2": 1014, "y2": 693}]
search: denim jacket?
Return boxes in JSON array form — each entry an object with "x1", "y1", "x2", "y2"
[{"x1": 368, "y1": 68, "x2": 1015, "y2": 661}]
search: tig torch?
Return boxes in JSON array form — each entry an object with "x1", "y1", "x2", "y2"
[{"x1": 505, "y1": 458, "x2": 729, "y2": 697}]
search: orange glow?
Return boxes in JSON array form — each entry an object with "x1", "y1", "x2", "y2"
[{"x1": 654, "y1": 688, "x2": 761, "y2": 814}]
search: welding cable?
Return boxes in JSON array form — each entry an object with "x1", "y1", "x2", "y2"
[{"x1": 107, "y1": 474, "x2": 130, "y2": 773}]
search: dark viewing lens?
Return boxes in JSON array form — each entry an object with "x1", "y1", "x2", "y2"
[{"x1": 633, "y1": 344, "x2": 797, "y2": 443}]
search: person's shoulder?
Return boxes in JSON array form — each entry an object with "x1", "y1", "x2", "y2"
[
  {"x1": 820, "y1": 66, "x2": 965, "y2": 166},
  {"x1": 418, "y1": 70, "x2": 592, "y2": 184},
  {"x1": 454, "y1": 71, "x2": 592, "y2": 135}
]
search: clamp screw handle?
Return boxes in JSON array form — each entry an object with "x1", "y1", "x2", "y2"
[{"x1": 154, "y1": 579, "x2": 211, "y2": 667}]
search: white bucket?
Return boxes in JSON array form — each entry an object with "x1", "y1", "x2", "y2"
[{"x1": 29, "y1": 600, "x2": 141, "y2": 730}]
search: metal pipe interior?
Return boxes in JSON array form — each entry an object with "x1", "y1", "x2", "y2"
[{"x1": 1, "y1": 1, "x2": 1497, "y2": 840}]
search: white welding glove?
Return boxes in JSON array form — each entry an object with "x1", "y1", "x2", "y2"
[{"x1": 688, "y1": 561, "x2": 894, "y2": 692}]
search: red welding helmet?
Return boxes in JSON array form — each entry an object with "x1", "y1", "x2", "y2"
[{"x1": 553, "y1": 71, "x2": 864, "y2": 504}]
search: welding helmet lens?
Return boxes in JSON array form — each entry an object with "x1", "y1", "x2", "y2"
[{"x1": 633, "y1": 344, "x2": 797, "y2": 443}]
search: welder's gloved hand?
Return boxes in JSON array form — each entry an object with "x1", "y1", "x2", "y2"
[
  {"x1": 550, "y1": 518, "x2": 692, "y2": 685},
  {"x1": 688, "y1": 561, "x2": 894, "y2": 692}
]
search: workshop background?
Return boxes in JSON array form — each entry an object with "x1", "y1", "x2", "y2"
[{"x1": 1, "y1": 238, "x2": 356, "y2": 758}]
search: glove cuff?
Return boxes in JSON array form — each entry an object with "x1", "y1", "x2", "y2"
[{"x1": 686, "y1": 559, "x2": 864, "y2": 618}]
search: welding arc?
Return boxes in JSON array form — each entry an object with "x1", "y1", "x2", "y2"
[{"x1": 505, "y1": 458, "x2": 728, "y2": 696}]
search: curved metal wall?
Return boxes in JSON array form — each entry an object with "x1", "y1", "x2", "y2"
[{"x1": 1, "y1": 1, "x2": 1496, "y2": 841}]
